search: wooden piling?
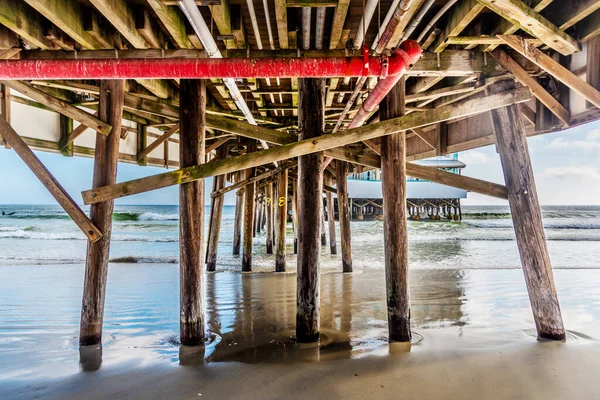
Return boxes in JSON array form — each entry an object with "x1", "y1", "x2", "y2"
[
  {"x1": 336, "y1": 160, "x2": 352, "y2": 273},
  {"x1": 266, "y1": 182, "x2": 274, "y2": 254},
  {"x1": 233, "y1": 172, "x2": 245, "y2": 255},
  {"x1": 320, "y1": 209, "x2": 327, "y2": 246},
  {"x1": 206, "y1": 145, "x2": 228, "y2": 272},
  {"x1": 242, "y1": 140, "x2": 256, "y2": 271},
  {"x1": 380, "y1": 77, "x2": 411, "y2": 342},
  {"x1": 296, "y1": 78, "x2": 325, "y2": 342},
  {"x1": 292, "y1": 181, "x2": 298, "y2": 254},
  {"x1": 79, "y1": 80, "x2": 125, "y2": 346},
  {"x1": 491, "y1": 90, "x2": 566, "y2": 341},
  {"x1": 275, "y1": 169, "x2": 288, "y2": 272},
  {"x1": 0, "y1": 83, "x2": 10, "y2": 148},
  {"x1": 179, "y1": 79, "x2": 206, "y2": 345},
  {"x1": 325, "y1": 175, "x2": 337, "y2": 255}
]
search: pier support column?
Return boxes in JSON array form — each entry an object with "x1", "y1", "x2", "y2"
[
  {"x1": 266, "y1": 182, "x2": 274, "y2": 254},
  {"x1": 206, "y1": 145, "x2": 228, "y2": 272},
  {"x1": 275, "y1": 169, "x2": 288, "y2": 272},
  {"x1": 79, "y1": 80, "x2": 125, "y2": 346},
  {"x1": 233, "y1": 171, "x2": 245, "y2": 255},
  {"x1": 292, "y1": 181, "x2": 298, "y2": 254},
  {"x1": 242, "y1": 140, "x2": 256, "y2": 272},
  {"x1": 492, "y1": 97, "x2": 566, "y2": 340},
  {"x1": 179, "y1": 79, "x2": 206, "y2": 345},
  {"x1": 380, "y1": 77, "x2": 411, "y2": 342},
  {"x1": 296, "y1": 78, "x2": 325, "y2": 342},
  {"x1": 326, "y1": 176, "x2": 337, "y2": 255},
  {"x1": 336, "y1": 160, "x2": 352, "y2": 273}
]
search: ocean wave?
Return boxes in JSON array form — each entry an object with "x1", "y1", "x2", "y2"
[
  {"x1": 462, "y1": 212, "x2": 512, "y2": 219},
  {"x1": 0, "y1": 230, "x2": 84, "y2": 240},
  {"x1": 465, "y1": 221, "x2": 600, "y2": 230},
  {"x1": 109, "y1": 256, "x2": 178, "y2": 263},
  {"x1": 1, "y1": 211, "x2": 179, "y2": 222}
]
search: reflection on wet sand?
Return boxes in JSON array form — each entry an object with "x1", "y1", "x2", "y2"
[{"x1": 203, "y1": 268, "x2": 467, "y2": 363}]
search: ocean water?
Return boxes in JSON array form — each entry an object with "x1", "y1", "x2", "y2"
[
  {"x1": 1, "y1": 204, "x2": 600, "y2": 396},
  {"x1": 1, "y1": 204, "x2": 599, "y2": 269}
]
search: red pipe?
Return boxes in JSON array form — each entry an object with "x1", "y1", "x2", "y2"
[
  {"x1": 0, "y1": 54, "x2": 414, "y2": 80},
  {"x1": 347, "y1": 40, "x2": 422, "y2": 130}
]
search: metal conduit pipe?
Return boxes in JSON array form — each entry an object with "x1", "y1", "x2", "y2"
[
  {"x1": 347, "y1": 40, "x2": 422, "y2": 129},
  {"x1": 354, "y1": 0, "x2": 381, "y2": 49},
  {"x1": 415, "y1": 0, "x2": 458, "y2": 43},
  {"x1": 401, "y1": 0, "x2": 435, "y2": 41},
  {"x1": 0, "y1": 55, "x2": 414, "y2": 80},
  {"x1": 315, "y1": 8, "x2": 326, "y2": 50},
  {"x1": 302, "y1": 8, "x2": 312, "y2": 50},
  {"x1": 263, "y1": 0, "x2": 275, "y2": 50},
  {"x1": 246, "y1": 0, "x2": 264, "y2": 50}
]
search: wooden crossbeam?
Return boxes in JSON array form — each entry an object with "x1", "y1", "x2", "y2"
[
  {"x1": 89, "y1": 0, "x2": 152, "y2": 49},
  {"x1": 1, "y1": 80, "x2": 112, "y2": 135},
  {"x1": 211, "y1": 160, "x2": 297, "y2": 198},
  {"x1": 0, "y1": 118, "x2": 102, "y2": 242},
  {"x1": 500, "y1": 35, "x2": 600, "y2": 109},
  {"x1": 433, "y1": 0, "x2": 485, "y2": 53},
  {"x1": 81, "y1": 87, "x2": 530, "y2": 204},
  {"x1": 146, "y1": 0, "x2": 193, "y2": 49},
  {"x1": 478, "y1": 0, "x2": 580, "y2": 55},
  {"x1": 576, "y1": 8, "x2": 600, "y2": 42},
  {"x1": 137, "y1": 123, "x2": 180, "y2": 161},
  {"x1": 491, "y1": 48, "x2": 569, "y2": 126},
  {"x1": 541, "y1": 0, "x2": 600, "y2": 30},
  {"x1": 0, "y1": 0, "x2": 52, "y2": 50},
  {"x1": 405, "y1": 83, "x2": 477, "y2": 103},
  {"x1": 411, "y1": 127, "x2": 437, "y2": 150}
]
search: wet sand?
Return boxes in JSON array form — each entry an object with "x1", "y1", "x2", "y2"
[{"x1": 1, "y1": 265, "x2": 600, "y2": 399}]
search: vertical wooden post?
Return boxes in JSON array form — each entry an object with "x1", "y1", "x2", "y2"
[
  {"x1": 179, "y1": 79, "x2": 206, "y2": 345},
  {"x1": 266, "y1": 182, "x2": 274, "y2": 254},
  {"x1": 435, "y1": 121, "x2": 447, "y2": 157},
  {"x1": 336, "y1": 160, "x2": 352, "y2": 273},
  {"x1": 587, "y1": 36, "x2": 600, "y2": 109},
  {"x1": 137, "y1": 123, "x2": 148, "y2": 166},
  {"x1": 0, "y1": 83, "x2": 10, "y2": 147},
  {"x1": 275, "y1": 169, "x2": 288, "y2": 272},
  {"x1": 491, "y1": 95, "x2": 566, "y2": 341},
  {"x1": 206, "y1": 144, "x2": 228, "y2": 272},
  {"x1": 296, "y1": 77, "x2": 325, "y2": 343},
  {"x1": 320, "y1": 207, "x2": 327, "y2": 246},
  {"x1": 59, "y1": 115, "x2": 74, "y2": 157},
  {"x1": 292, "y1": 181, "x2": 298, "y2": 254},
  {"x1": 380, "y1": 77, "x2": 411, "y2": 342},
  {"x1": 326, "y1": 175, "x2": 337, "y2": 255},
  {"x1": 242, "y1": 140, "x2": 256, "y2": 271},
  {"x1": 79, "y1": 80, "x2": 125, "y2": 346},
  {"x1": 233, "y1": 171, "x2": 245, "y2": 255}
]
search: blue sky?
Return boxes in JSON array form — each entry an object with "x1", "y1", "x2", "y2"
[{"x1": 0, "y1": 120, "x2": 599, "y2": 206}]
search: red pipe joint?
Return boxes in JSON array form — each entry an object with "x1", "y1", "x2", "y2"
[
  {"x1": 0, "y1": 43, "x2": 420, "y2": 80},
  {"x1": 347, "y1": 40, "x2": 422, "y2": 130}
]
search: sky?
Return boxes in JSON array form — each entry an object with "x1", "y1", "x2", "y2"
[{"x1": 0, "y1": 119, "x2": 599, "y2": 206}]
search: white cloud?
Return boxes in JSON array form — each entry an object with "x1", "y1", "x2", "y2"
[
  {"x1": 586, "y1": 129, "x2": 600, "y2": 141},
  {"x1": 461, "y1": 150, "x2": 491, "y2": 165},
  {"x1": 546, "y1": 136, "x2": 600, "y2": 152},
  {"x1": 544, "y1": 166, "x2": 600, "y2": 180}
]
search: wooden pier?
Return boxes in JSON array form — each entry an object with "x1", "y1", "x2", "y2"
[{"x1": 2, "y1": 0, "x2": 599, "y2": 346}]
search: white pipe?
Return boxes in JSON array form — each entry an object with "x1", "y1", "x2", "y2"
[
  {"x1": 302, "y1": 8, "x2": 311, "y2": 50},
  {"x1": 416, "y1": 0, "x2": 458, "y2": 43},
  {"x1": 402, "y1": 0, "x2": 435, "y2": 41},
  {"x1": 263, "y1": 0, "x2": 275, "y2": 49},
  {"x1": 246, "y1": 0, "x2": 264, "y2": 50},
  {"x1": 370, "y1": 0, "x2": 402, "y2": 51},
  {"x1": 315, "y1": 8, "x2": 326, "y2": 50},
  {"x1": 354, "y1": 0, "x2": 379, "y2": 49}
]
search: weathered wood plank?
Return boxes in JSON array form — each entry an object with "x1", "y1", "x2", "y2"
[
  {"x1": 433, "y1": 0, "x2": 485, "y2": 53},
  {"x1": 179, "y1": 79, "x2": 206, "y2": 345},
  {"x1": 206, "y1": 144, "x2": 228, "y2": 271},
  {"x1": 328, "y1": 0, "x2": 350, "y2": 49},
  {"x1": 325, "y1": 174, "x2": 337, "y2": 255},
  {"x1": 500, "y1": 35, "x2": 600, "y2": 108},
  {"x1": 137, "y1": 123, "x2": 180, "y2": 161},
  {"x1": 146, "y1": 0, "x2": 193, "y2": 49},
  {"x1": 0, "y1": 117, "x2": 101, "y2": 241},
  {"x1": 0, "y1": 0, "x2": 52, "y2": 49},
  {"x1": 380, "y1": 76, "x2": 411, "y2": 342},
  {"x1": 491, "y1": 48, "x2": 570, "y2": 126},
  {"x1": 79, "y1": 79, "x2": 125, "y2": 346},
  {"x1": 275, "y1": 169, "x2": 288, "y2": 271},
  {"x1": 1, "y1": 80, "x2": 112, "y2": 135},
  {"x1": 89, "y1": 0, "x2": 151, "y2": 48},
  {"x1": 479, "y1": 0, "x2": 580, "y2": 55},
  {"x1": 233, "y1": 171, "x2": 245, "y2": 255},
  {"x1": 336, "y1": 160, "x2": 352, "y2": 272},
  {"x1": 242, "y1": 140, "x2": 256, "y2": 271},
  {"x1": 81, "y1": 87, "x2": 530, "y2": 204}
]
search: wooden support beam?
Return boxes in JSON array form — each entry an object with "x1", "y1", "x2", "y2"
[
  {"x1": 491, "y1": 48, "x2": 570, "y2": 126},
  {"x1": 89, "y1": 0, "x2": 151, "y2": 48},
  {"x1": 479, "y1": 0, "x2": 580, "y2": 55},
  {"x1": 24, "y1": 0, "x2": 111, "y2": 49},
  {"x1": 242, "y1": 140, "x2": 256, "y2": 271},
  {"x1": 266, "y1": 181, "x2": 274, "y2": 254},
  {"x1": 137, "y1": 123, "x2": 180, "y2": 161},
  {"x1": 0, "y1": 0, "x2": 52, "y2": 50},
  {"x1": 500, "y1": 35, "x2": 600, "y2": 108},
  {"x1": 325, "y1": 175, "x2": 337, "y2": 255},
  {"x1": 209, "y1": 0, "x2": 236, "y2": 49},
  {"x1": 435, "y1": 122, "x2": 448, "y2": 156},
  {"x1": 81, "y1": 87, "x2": 530, "y2": 204},
  {"x1": 79, "y1": 79, "x2": 125, "y2": 347},
  {"x1": 380, "y1": 77, "x2": 411, "y2": 342},
  {"x1": 59, "y1": 115, "x2": 74, "y2": 157},
  {"x1": 233, "y1": 171, "x2": 245, "y2": 255},
  {"x1": 146, "y1": 0, "x2": 193, "y2": 49},
  {"x1": 541, "y1": 0, "x2": 600, "y2": 30},
  {"x1": 336, "y1": 160, "x2": 352, "y2": 273},
  {"x1": 296, "y1": 78, "x2": 324, "y2": 342},
  {"x1": 211, "y1": 161, "x2": 295, "y2": 198},
  {"x1": 137, "y1": 123, "x2": 148, "y2": 166},
  {"x1": 575, "y1": 8, "x2": 600, "y2": 42},
  {"x1": 230, "y1": 4, "x2": 246, "y2": 49},
  {"x1": 328, "y1": 0, "x2": 350, "y2": 49},
  {"x1": 179, "y1": 79, "x2": 206, "y2": 345},
  {"x1": 433, "y1": 0, "x2": 485, "y2": 53},
  {"x1": 490, "y1": 86, "x2": 566, "y2": 340},
  {"x1": 406, "y1": 83, "x2": 477, "y2": 103},
  {"x1": 0, "y1": 117, "x2": 101, "y2": 241},
  {"x1": 206, "y1": 136, "x2": 230, "y2": 154},
  {"x1": 586, "y1": 35, "x2": 600, "y2": 108},
  {"x1": 275, "y1": 169, "x2": 288, "y2": 271},
  {"x1": 0, "y1": 83, "x2": 10, "y2": 147},
  {"x1": 411, "y1": 127, "x2": 437, "y2": 150},
  {"x1": 136, "y1": 6, "x2": 163, "y2": 49},
  {"x1": 206, "y1": 145, "x2": 228, "y2": 271},
  {"x1": 1, "y1": 80, "x2": 112, "y2": 135}
]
